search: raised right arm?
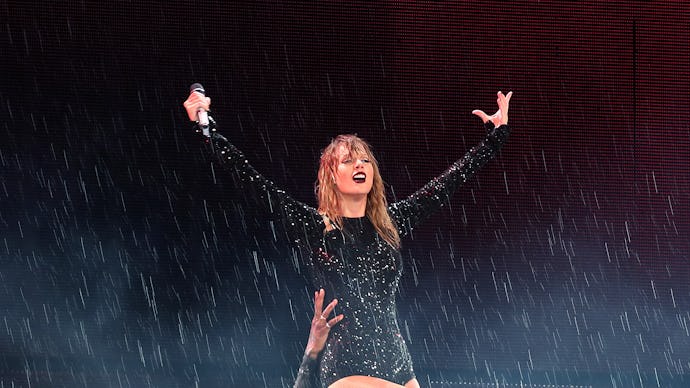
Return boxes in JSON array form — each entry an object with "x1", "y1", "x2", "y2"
[
  {"x1": 206, "y1": 131, "x2": 322, "y2": 245},
  {"x1": 184, "y1": 88, "x2": 322, "y2": 245}
]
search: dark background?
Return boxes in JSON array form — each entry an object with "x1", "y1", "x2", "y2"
[{"x1": 1, "y1": 1, "x2": 689, "y2": 387}]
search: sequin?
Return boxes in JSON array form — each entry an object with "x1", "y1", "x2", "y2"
[{"x1": 207, "y1": 123, "x2": 510, "y2": 387}]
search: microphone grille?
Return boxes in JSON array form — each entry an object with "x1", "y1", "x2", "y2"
[{"x1": 189, "y1": 83, "x2": 205, "y2": 94}]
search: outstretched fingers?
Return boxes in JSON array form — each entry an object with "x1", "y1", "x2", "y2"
[
  {"x1": 321, "y1": 297, "x2": 338, "y2": 318},
  {"x1": 471, "y1": 109, "x2": 491, "y2": 123},
  {"x1": 497, "y1": 91, "x2": 512, "y2": 112},
  {"x1": 322, "y1": 298, "x2": 343, "y2": 329},
  {"x1": 473, "y1": 91, "x2": 513, "y2": 127},
  {"x1": 498, "y1": 91, "x2": 512, "y2": 125},
  {"x1": 327, "y1": 314, "x2": 344, "y2": 329},
  {"x1": 313, "y1": 289, "x2": 325, "y2": 318},
  {"x1": 312, "y1": 289, "x2": 343, "y2": 329}
]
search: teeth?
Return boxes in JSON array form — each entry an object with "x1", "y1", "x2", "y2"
[{"x1": 353, "y1": 173, "x2": 366, "y2": 179}]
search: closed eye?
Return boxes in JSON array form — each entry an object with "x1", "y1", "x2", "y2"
[{"x1": 341, "y1": 157, "x2": 369, "y2": 164}]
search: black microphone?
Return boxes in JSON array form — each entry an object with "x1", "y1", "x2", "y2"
[{"x1": 189, "y1": 83, "x2": 210, "y2": 137}]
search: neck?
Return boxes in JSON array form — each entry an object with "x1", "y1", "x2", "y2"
[{"x1": 339, "y1": 194, "x2": 367, "y2": 218}]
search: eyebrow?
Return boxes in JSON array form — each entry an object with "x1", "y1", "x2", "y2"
[{"x1": 341, "y1": 152, "x2": 368, "y2": 161}]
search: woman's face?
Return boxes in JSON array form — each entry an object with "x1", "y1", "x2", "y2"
[{"x1": 333, "y1": 144, "x2": 374, "y2": 198}]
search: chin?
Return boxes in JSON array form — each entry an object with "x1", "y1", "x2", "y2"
[
  {"x1": 356, "y1": 184, "x2": 373, "y2": 195},
  {"x1": 339, "y1": 187, "x2": 372, "y2": 197},
  {"x1": 349, "y1": 190, "x2": 371, "y2": 197},
  {"x1": 336, "y1": 178, "x2": 374, "y2": 197}
]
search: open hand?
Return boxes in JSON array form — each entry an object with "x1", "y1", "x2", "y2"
[
  {"x1": 305, "y1": 289, "x2": 344, "y2": 359},
  {"x1": 472, "y1": 91, "x2": 512, "y2": 127}
]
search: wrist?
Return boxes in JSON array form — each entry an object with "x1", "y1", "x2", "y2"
[
  {"x1": 305, "y1": 348, "x2": 320, "y2": 360},
  {"x1": 297, "y1": 352, "x2": 318, "y2": 377}
]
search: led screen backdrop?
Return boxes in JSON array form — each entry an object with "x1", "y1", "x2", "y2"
[{"x1": 2, "y1": 2, "x2": 689, "y2": 387}]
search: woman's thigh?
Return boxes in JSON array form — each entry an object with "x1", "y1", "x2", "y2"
[{"x1": 329, "y1": 375, "x2": 406, "y2": 388}]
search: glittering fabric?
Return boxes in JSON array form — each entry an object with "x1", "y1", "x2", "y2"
[{"x1": 207, "y1": 123, "x2": 510, "y2": 387}]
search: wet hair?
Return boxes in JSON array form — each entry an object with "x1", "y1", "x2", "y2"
[{"x1": 315, "y1": 134, "x2": 400, "y2": 248}]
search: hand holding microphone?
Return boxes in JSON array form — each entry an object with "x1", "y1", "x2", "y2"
[{"x1": 183, "y1": 83, "x2": 212, "y2": 137}]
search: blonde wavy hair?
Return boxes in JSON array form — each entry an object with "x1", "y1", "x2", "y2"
[{"x1": 315, "y1": 135, "x2": 400, "y2": 248}]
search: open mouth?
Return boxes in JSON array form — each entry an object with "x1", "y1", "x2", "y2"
[{"x1": 352, "y1": 172, "x2": 366, "y2": 183}]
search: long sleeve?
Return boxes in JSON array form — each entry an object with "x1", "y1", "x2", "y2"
[
  {"x1": 293, "y1": 354, "x2": 319, "y2": 388},
  {"x1": 388, "y1": 123, "x2": 510, "y2": 237},
  {"x1": 207, "y1": 132, "x2": 323, "y2": 246}
]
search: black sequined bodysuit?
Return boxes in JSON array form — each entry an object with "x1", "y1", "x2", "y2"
[{"x1": 207, "y1": 123, "x2": 510, "y2": 387}]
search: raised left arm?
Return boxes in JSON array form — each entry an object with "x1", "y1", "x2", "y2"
[
  {"x1": 389, "y1": 91, "x2": 512, "y2": 236},
  {"x1": 472, "y1": 91, "x2": 512, "y2": 128}
]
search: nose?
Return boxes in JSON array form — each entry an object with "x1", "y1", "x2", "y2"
[{"x1": 354, "y1": 159, "x2": 364, "y2": 168}]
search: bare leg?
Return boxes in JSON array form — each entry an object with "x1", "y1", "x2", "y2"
[{"x1": 329, "y1": 375, "x2": 406, "y2": 387}]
